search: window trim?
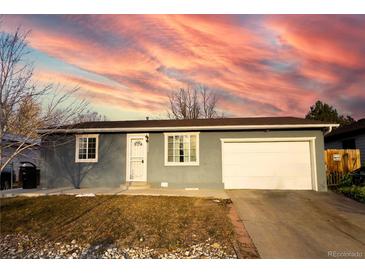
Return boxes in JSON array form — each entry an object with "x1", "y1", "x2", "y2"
[
  {"x1": 164, "y1": 132, "x2": 200, "y2": 166},
  {"x1": 75, "y1": 134, "x2": 99, "y2": 163}
]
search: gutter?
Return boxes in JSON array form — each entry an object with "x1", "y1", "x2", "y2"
[
  {"x1": 37, "y1": 123, "x2": 340, "y2": 134},
  {"x1": 324, "y1": 124, "x2": 340, "y2": 136}
]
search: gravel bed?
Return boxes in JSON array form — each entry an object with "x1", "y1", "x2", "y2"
[{"x1": 0, "y1": 233, "x2": 237, "y2": 259}]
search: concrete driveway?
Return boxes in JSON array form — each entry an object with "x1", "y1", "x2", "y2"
[{"x1": 227, "y1": 190, "x2": 365, "y2": 259}]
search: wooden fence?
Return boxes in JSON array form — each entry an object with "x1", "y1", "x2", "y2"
[
  {"x1": 326, "y1": 171, "x2": 346, "y2": 187},
  {"x1": 324, "y1": 149, "x2": 361, "y2": 186}
]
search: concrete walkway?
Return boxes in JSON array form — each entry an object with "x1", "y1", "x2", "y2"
[
  {"x1": 0, "y1": 187, "x2": 228, "y2": 199},
  {"x1": 0, "y1": 187, "x2": 125, "y2": 197},
  {"x1": 121, "y1": 188, "x2": 229, "y2": 199},
  {"x1": 227, "y1": 190, "x2": 365, "y2": 259}
]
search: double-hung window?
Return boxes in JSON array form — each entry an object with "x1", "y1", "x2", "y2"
[
  {"x1": 164, "y1": 132, "x2": 199, "y2": 166},
  {"x1": 75, "y1": 134, "x2": 99, "y2": 163}
]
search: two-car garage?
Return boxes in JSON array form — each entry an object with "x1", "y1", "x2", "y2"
[{"x1": 221, "y1": 138, "x2": 317, "y2": 190}]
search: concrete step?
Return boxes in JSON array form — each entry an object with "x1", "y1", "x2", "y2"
[
  {"x1": 119, "y1": 184, "x2": 129, "y2": 191},
  {"x1": 127, "y1": 182, "x2": 151, "y2": 190},
  {"x1": 128, "y1": 185, "x2": 151, "y2": 190},
  {"x1": 129, "y1": 181, "x2": 149, "y2": 186}
]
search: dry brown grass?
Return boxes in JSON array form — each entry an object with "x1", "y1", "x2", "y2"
[{"x1": 0, "y1": 195, "x2": 237, "y2": 251}]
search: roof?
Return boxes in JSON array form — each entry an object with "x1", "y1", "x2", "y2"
[
  {"x1": 38, "y1": 116, "x2": 338, "y2": 133},
  {"x1": 325, "y1": 118, "x2": 365, "y2": 141},
  {"x1": 3, "y1": 133, "x2": 41, "y2": 145}
]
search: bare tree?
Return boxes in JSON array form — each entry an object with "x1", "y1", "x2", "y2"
[
  {"x1": 167, "y1": 85, "x2": 222, "y2": 119},
  {"x1": 0, "y1": 25, "x2": 89, "y2": 172},
  {"x1": 201, "y1": 86, "x2": 219, "y2": 119},
  {"x1": 7, "y1": 94, "x2": 42, "y2": 138},
  {"x1": 72, "y1": 109, "x2": 108, "y2": 124}
]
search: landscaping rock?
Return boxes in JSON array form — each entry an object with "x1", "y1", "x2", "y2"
[{"x1": 0, "y1": 233, "x2": 237, "y2": 259}]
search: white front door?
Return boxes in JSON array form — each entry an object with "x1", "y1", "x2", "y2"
[{"x1": 127, "y1": 134, "x2": 147, "y2": 181}]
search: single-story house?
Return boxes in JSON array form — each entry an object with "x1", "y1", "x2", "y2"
[
  {"x1": 38, "y1": 117, "x2": 338, "y2": 191},
  {"x1": 325, "y1": 118, "x2": 365, "y2": 166}
]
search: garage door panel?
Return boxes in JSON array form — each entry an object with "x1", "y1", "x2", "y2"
[
  {"x1": 222, "y1": 141, "x2": 313, "y2": 190},
  {"x1": 224, "y1": 176, "x2": 312, "y2": 190},
  {"x1": 224, "y1": 142, "x2": 310, "y2": 153},
  {"x1": 224, "y1": 163, "x2": 311, "y2": 177},
  {"x1": 223, "y1": 153, "x2": 310, "y2": 165}
]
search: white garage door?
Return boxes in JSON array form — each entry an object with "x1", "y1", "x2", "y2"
[{"x1": 222, "y1": 141, "x2": 313, "y2": 190}]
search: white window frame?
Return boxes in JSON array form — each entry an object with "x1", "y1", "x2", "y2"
[
  {"x1": 75, "y1": 134, "x2": 99, "y2": 163},
  {"x1": 164, "y1": 132, "x2": 200, "y2": 166}
]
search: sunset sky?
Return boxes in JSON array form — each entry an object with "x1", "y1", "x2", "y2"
[{"x1": 2, "y1": 15, "x2": 365, "y2": 120}]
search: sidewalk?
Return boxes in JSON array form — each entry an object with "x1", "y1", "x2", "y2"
[{"x1": 1, "y1": 187, "x2": 229, "y2": 199}]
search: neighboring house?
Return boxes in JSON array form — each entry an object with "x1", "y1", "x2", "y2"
[
  {"x1": 1, "y1": 133, "x2": 40, "y2": 187},
  {"x1": 38, "y1": 117, "x2": 338, "y2": 191},
  {"x1": 325, "y1": 118, "x2": 365, "y2": 166}
]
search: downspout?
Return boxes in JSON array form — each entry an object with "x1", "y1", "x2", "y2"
[
  {"x1": 324, "y1": 124, "x2": 340, "y2": 136},
  {"x1": 324, "y1": 125, "x2": 333, "y2": 136},
  {"x1": 324, "y1": 126, "x2": 333, "y2": 136}
]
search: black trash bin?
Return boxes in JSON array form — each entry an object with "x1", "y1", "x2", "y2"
[
  {"x1": 20, "y1": 162, "x2": 37, "y2": 189},
  {"x1": 1, "y1": 166, "x2": 15, "y2": 190}
]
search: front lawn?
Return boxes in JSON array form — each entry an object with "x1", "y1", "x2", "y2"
[{"x1": 0, "y1": 195, "x2": 258, "y2": 258}]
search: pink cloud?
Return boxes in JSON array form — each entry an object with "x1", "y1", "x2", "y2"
[
  {"x1": 265, "y1": 15, "x2": 365, "y2": 116},
  {"x1": 2, "y1": 15, "x2": 365, "y2": 119},
  {"x1": 267, "y1": 15, "x2": 365, "y2": 68}
]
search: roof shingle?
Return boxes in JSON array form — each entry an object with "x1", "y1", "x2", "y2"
[
  {"x1": 325, "y1": 118, "x2": 365, "y2": 140},
  {"x1": 57, "y1": 116, "x2": 331, "y2": 130}
]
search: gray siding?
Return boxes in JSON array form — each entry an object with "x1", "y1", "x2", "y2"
[
  {"x1": 325, "y1": 133, "x2": 365, "y2": 165},
  {"x1": 358, "y1": 134, "x2": 365, "y2": 165},
  {"x1": 41, "y1": 130, "x2": 327, "y2": 191},
  {"x1": 325, "y1": 140, "x2": 342, "y2": 149},
  {"x1": 147, "y1": 130, "x2": 327, "y2": 191},
  {"x1": 40, "y1": 134, "x2": 126, "y2": 188}
]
